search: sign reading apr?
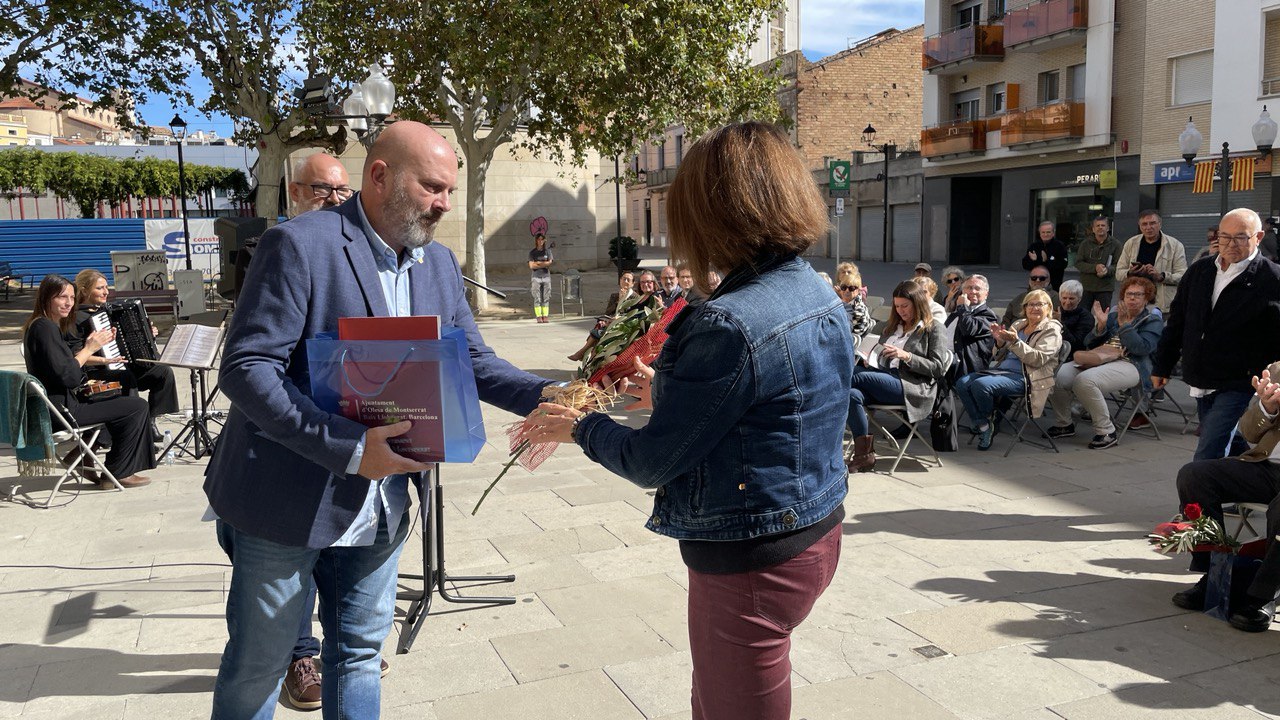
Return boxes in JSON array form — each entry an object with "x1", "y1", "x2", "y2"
[{"x1": 829, "y1": 160, "x2": 851, "y2": 191}]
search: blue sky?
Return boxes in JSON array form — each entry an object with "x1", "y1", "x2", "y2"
[{"x1": 125, "y1": 0, "x2": 927, "y2": 137}]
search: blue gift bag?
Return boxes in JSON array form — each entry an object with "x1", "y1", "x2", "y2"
[
  {"x1": 1204, "y1": 551, "x2": 1263, "y2": 622},
  {"x1": 307, "y1": 326, "x2": 486, "y2": 463}
]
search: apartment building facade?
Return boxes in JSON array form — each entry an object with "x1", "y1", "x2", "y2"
[{"x1": 920, "y1": 0, "x2": 1140, "y2": 269}]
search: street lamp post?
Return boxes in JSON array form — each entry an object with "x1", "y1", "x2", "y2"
[
  {"x1": 298, "y1": 63, "x2": 398, "y2": 148},
  {"x1": 1179, "y1": 107, "x2": 1278, "y2": 216},
  {"x1": 862, "y1": 124, "x2": 896, "y2": 263},
  {"x1": 168, "y1": 113, "x2": 192, "y2": 271}
]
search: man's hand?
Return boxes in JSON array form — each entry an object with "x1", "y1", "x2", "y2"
[
  {"x1": 357, "y1": 421, "x2": 430, "y2": 480},
  {"x1": 1095, "y1": 263, "x2": 1107, "y2": 276},
  {"x1": 1151, "y1": 376, "x2": 1168, "y2": 390},
  {"x1": 1252, "y1": 369, "x2": 1280, "y2": 415},
  {"x1": 1028, "y1": 250, "x2": 1038, "y2": 261}
]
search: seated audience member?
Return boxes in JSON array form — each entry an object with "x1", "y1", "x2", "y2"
[
  {"x1": 1055, "y1": 280, "x2": 1094, "y2": 354},
  {"x1": 945, "y1": 274, "x2": 998, "y2": 381},
  {"x1": 1003, "y1": 266, "x2": 1060, "y2": 327},
  {"x1": 1172, "y1": 361, "x2": 1280, "y2": 632},
  {"x1": 911, "y1": 276, "x2": 948, "y2": 325},
  {"x1": 568, "y1": 271, "x2": 636, "y2": 361},
  {"x1": 635, "y1": 270, "x2": 666, "y2": 310},
  {"x1": 835, "y1": 262, "x2": 873, "y2": 342},
  {"x1": 845, "y1": 281, "x2": 950, "y2": 472},
  {"x1": 1047, "y1": 277, "x2": 1164, "y2": 449},
  {"x1": 940, "y1": 265, "x2": 966, "y2": 312},
  {"x1": 817, "y1": 271, "x2": 834, "y2": 287},
  {"x1": 22, "y1": 275, "x2": 155, "y2": 488},
  {"x1": 954, "y1": 289, "x2": 1063, "y2": 450},
  {"x1": 707, "y1": 271, "x2": 723, "y2": 292},
  {"x1": 70, "y1": 269, "x2": 178, "y2": 438}
]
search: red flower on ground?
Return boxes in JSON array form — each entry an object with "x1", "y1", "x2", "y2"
[{"x1": 1184, "y1": 503, "x2": 1203, "y2": 520}]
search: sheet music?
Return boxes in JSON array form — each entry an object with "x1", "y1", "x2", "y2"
[
  {"x1": 89, "y1": 312, "x2": 126, "y2": 371},
  {"x1": 152, "y1": 324, "x2": 224, "y2": 369}
]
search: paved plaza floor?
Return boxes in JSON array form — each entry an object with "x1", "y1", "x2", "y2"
[{"x1": 2, "y1": 264, "x2": 1279, "y2": 719}]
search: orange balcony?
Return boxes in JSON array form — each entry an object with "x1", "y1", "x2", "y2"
[
  {"x1": 1000, "y1": 101, "x2": 1086, "y2": 146},
  {"x1": 1004, "y1": 0, "x2": 1088, "y2": 50},
  {"x1": 922, "y1": 24, "x2": 1005, "y2": 73},
  {"x1": 921, "y1": 119, "x2": 988, "y2": 158}
]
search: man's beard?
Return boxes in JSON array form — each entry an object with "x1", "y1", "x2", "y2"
[{"x1": 386, "y1": 179, "x2": 444, "y2": 250}]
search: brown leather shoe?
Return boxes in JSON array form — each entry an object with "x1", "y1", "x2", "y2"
[
  {"x1": 285, "y1": 656, "x2": 323, "y2": 711},
  {"x1": 846, "y1": 435, "x2": 877, "y2": 473},
  {"x1": 99, "y1": 474, "x2": 151, "y2": 489}
]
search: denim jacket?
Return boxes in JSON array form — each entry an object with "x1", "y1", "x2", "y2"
[
  {"x1": 575, "y1": 254, "x2": 854, "y2": 541},
  {"x1": 1084, "y1": 306, "x2": 1164, "y2": 393}
]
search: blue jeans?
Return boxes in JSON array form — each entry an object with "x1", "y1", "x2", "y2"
[
  {"x1": 954, "y1": 371, "x2": 1025, "y2": 429},
  {"x1": 215, "y1": 522, "x2": 321, "y2": 662},
  {"x1": 847, "y1": 365, "x2": 906, "y2": 436},
  {"x1": 1194, "y1": 389, "x2": 1253, "y2": 461},
  {"x1": 212, "y1": 510, "x2": 410, "y2": 720}
]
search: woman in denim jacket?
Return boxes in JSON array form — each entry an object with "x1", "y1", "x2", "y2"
[
  {"x1": 1047, "y1": 276, "x2": 1164, "y2": 449},
  {"x1": 524, "y1": 122, "x2": 853, "y2": 720}
]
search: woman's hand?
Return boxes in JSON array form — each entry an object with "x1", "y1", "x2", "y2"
[
  {"x1": 624, "y1": 357, "x2": 655, "y2": 411},
  {"x1": 522, "y1": 403, "x2": 583, "y2": 445},
  {"x1": 990, "y1": 322, "x2": 1016, "y2": 344},
  {"x1": 1252, "y1": 369, "x2": 1280, "y2": 415},
  {"x1": 880, "y1": 344, "x2": 905, "y2": 361},
  {"x1": 1091, "y1": 300, "x2": 1108, "y2": 329},
  {"x1": 85, "y1": 328, "x2": 114, "y2": 353}
]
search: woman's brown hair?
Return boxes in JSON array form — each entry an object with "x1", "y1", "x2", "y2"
[
  {"x1": 666, "y1": 122, "x2": 829, "y2": 293},
  {"x1": 74, "y1": 268, "x2": 107, "y2": 306},
  {"x1": 1119, "y1": 275, "x2": 1157, "y2": 304},
  {"x1": 23, "y1": 274, "x2": 75, "y2": 334},
  {"x1": 886, "y1": 280, "x2": 933, "y2": 335}
]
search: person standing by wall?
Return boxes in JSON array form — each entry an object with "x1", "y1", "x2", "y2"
[{"x1": 529, "y1": 232, "x2": 554, "y2": 323}]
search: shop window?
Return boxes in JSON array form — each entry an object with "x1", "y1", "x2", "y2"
[
  {"x1": 1068, "y1": 64, "x2": 1086, "y2": 101},
  {"x1": 1171, "y1": 50, "x2": 1213, "y2": 106},
  {"x1": 1038, "y1": 70, "x2": 1061, "y2": 104},
  {"x1": 987, "y1": 82, "x2": 1006, "y2": 115}
]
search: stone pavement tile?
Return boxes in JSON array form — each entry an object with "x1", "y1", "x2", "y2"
[
  {"x1": 438, "y1": 505, "x2": 542, "y2": 543},
  {"x1": 1184, "y1": 654, "x2": 1280, "y2": 719},
  {"x1": 19, "y1": 649, "x2": 218, "y2": 717},
  {"x1": 490, "y1": 615, "x2": 676, "y2": 683},
  {"x1": 1136, "y1": 613, "x2": 1280, "y2": 664},
  {"x1": 79, "y1": 525, "x2": 214, "y2": 564},
  {"x1": 538, "y1": 574, "x2": 686, "y2": 625},
  {"x1": 890, "y1": 564, "x2": 1085, "y2": 607},
  {"x1": 20, "y1": 698, "x2": 127, "y2": 720},
  {"x1": 602, "y1": 520, "x2": 665, "y2": 547},
  {"x1": 1014, "y1": 577, "x2": 1184, "y2": 633},
  {"x1": 59, "y1": 572, "x2": 225, "y2": 618},
  {"x1": 839, "y1": 541, "x2": 941, "y2": 579},
  {"x1": 638, "y1": 607, "x2": 689, "y2": 652},
  {"x1": 1026, "y1": 621, "x2": 1234, "y2": 691},
  {"x1": 553, "y1": 482, "x2": 654, "y2": 513},
  {"x1": 432, "y1": 670, "x2": 644, "y2": 720},
  {"x1": 884, "y1": 483, "x2": 1009, "y2": 511},
  {"x1": 884, "y1": 506, "x2": 1054, "y2": 539},
  {"x1": 121, "y1": 691, "x2": 217, "y2": 720},
  {"x1": 495, "y1": 468, "x2": 598, "y2": 495},
  {"x1": 998, "y1": 547, "x2": 1166, "y2": 586},
  {"x1": 890, "y1": 600, "x2": 1079, "y2": 656},
  {"x1": 844, "y1": 472, "x2": 922, "y2": 496},
  {"x1": 604, "y1": 650, "x2": 693, "y2": 719},
  {"x1": 401, "y1": 534, "x2": 504, "y2": 571},
  {"x1": 136, "y1": 600, "x2": 228, "y2": 652},
  {"x1": 962, "y1": 474, "x2": 1089, "y2": 500},
  {"x1": 791, "y1": 617, "x2": 933, "y2": 681},
  {"x1": 1048, "y1": 678, "x2": 1262, "y2": 719},
  {"x1": 890, "y1": 535, "x2": 1067, "y2": 570},
  {"x1": 525, "y1": 500, "x2": 649, "y2": 532},
  {"x1": 791, "y1": 671, "x2": 959, "y2": 720},
  {"x1": 409, "y1": 593, "x2": 562, "y2": 649},
  {"x1": 490, "y1": 524, "x2": 622, "y2": 564},
  {"x1": 0, "y1": 665, "x2": 37, "y2": 718},
  {"x1": 452, "y1": 487, "x2": 570, "y2": 517},
  {"x1": 840, "y1": 514, "x2": 925, "y2": 548},
  {"x1": 573, "y1": 541, "x2": 684, "y2": 583},
  {"x1": 384, "y1": 701, "x2": 440, "y2": 720},
  {"x1": 443, "y1": 555, "x2": 599, "y2": 597},
  {"x1": 807, "y1": 571, "x2": 943, "y2": 626},
  {"x1": 382, "y1": 640, "x2": 515, "y2": 707},
  {"x1": 892, "y1": 644, "x2": 1104, "y2": 720}
]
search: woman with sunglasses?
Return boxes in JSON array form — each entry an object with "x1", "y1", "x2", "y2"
[
  {"x1": 834, "y1": 262, "x2": 872, "y2": 342},
  {"x1": 940, "y1": 266, "x2": 966, "y2": 313}
]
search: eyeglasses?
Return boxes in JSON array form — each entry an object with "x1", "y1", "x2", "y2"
[
  {"x1": 944, "y1": 277, "x2": 961, "y2": 284},
  {"x1": 1219, "y1": 233, "x2": 1255, "y2": 245},
  {"x1": 837, "y1": 285, "x2": 858, "y2": 292},
  {"x1": 1030, "y1": 275, "x2": 1049, "y2": 282},
  {"x1": 1123, "y1": 291, "x2": 1148, "y2": 298},
  {"x1": 1025, "y1": 301, "x2": 1050, "y2": 308},
  {"x1": 297, "y1": 183, "x2": 354, "y2": 200}
]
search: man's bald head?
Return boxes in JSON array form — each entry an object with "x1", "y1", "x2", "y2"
[
  {"x1": 287, "y1": 153, "x2": 351, "y2": 217},
  {"x1": 361, "y1": 121, "x2": 459, "y2": 254}
]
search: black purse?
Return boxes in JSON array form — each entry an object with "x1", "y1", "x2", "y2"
[{"x1": 929, "y1": 380, "x2": 959, "y2": 452}]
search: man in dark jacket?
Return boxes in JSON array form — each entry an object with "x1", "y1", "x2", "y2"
[
  {"x1": 1023, "y1": 221, "x2": 1069, "y2": 290},
  {"x1": 1152, "y1": 207, "x2": 1280, "y2": 461},
  {"x1": 1074, "y1": 216, "x2": 1120, "y2": 311},
  {"x1": 945, "y1": 274, "x2": 998, "y2": 381}
]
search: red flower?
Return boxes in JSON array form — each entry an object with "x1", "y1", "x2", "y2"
[{"x1": 1184, "y1": 503, "x2": 1203, "y2": 520}]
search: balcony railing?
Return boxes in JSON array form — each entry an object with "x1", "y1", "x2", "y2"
[
  {"x1": 644, "y1": 167, "x2": 678, "y2": 188},
  {"x1": 1000, "y1": 100, "x2": 1086, "y2": 146},
  {"x1": 1004, "y1": 0, "x2": 1088, "y2": 48},
  {"x1": 922, "y1": 23, "x2": 1005, "y2": 71},
  {"x1": 921, "y1": 119, "x2": 988, "y2": 158}
]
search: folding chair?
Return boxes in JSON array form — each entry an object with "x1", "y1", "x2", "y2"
[
  {"x1": 998, "y1": 342, "x2": 1072, "y2": 458},
  {"x1": 23, "y1": 379, "x2": 122, "y2": 507},
  {"x1": 865, "y1": 404, "x2": 942, "y2": 474},
  {"x1": 1111, "y1": 384, "x2": 1162, "y2": 443},
  {"x1": 1223, "y1": 503, "x2": 1270, "y2": 544}
]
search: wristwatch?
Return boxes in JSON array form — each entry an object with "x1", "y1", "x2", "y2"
[{"x1": 571, "y1": 412, "x2": 594, "y2": 443}]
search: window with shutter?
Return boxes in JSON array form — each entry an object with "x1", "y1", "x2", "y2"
[{"x1": 1171, "y1": 50, "x2": 1213, "y2": 106}]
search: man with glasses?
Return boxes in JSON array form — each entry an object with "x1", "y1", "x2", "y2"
[
  {"x1": 1153, "y1": 207, "x2": 1280, "y2": 461},
  {"x1": 1116, "y1": 209, "x2": 1186, "y2": 312},
  {"x1": 286, "y1": 154, "x2": 353, "y2": 217},
  {"x1": 945, "y1": 274, "x2": 998, "y2": 380},
  {"x1": 657, "y1": 265, "x2": 683, "y2": 306},
  {"x1": 1002, "y1": 265, "x2": 1059, "y2": 327},
  {"x1": 1074, "y1": 216, "x2": 1120, "y2": 311},
  {"x1": 1023, "y1": 221, "x2": 1069, "y2": 290}
]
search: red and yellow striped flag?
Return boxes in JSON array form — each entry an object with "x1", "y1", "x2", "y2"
[
  {"x1": 1192, "y1": 160, "x2": 1215, "y2": 193},
  {"x1": 1232, "y1": 157, "x2": 1256, "y2": 192}
]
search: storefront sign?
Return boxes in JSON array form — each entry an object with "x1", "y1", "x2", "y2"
[
  {"x1": 1154, "y1": 162, "x2": 1195, "y2": 185},
  {"x1": 1099, "y1": 169, "x2": 1117, "y2": 190},
  {"x1": 1068, "y1": 173, "x2": 1100, "y2": 185}
]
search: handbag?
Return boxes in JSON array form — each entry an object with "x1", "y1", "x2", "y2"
[
  {"x1": 1073, "y1": 338, "x2": 1125, "y2": 369},
  {"x1": 75, "y1": 379, "x2": 122, "y2": 401},
  {"x1": 929, "y1": 380, "x2": 959, "y2": 452}
]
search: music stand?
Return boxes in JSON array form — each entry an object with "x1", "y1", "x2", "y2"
[
  {"x1": 396, "y1": 464, "x2": 517, "y2": 654},
  {"x1": 152, "y1": 310, "x2": 228, "y2": 461}
]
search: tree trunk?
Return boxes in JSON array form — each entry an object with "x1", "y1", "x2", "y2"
[
  {"x1": 463, "y1": 153, "x2": 493, "y2": 311},
  {"x1": 254, "y1": 138, "x2": 290, "y2": 224}
]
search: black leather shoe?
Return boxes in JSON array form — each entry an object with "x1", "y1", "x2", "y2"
[
  {"x1": 1171, "y1": 577, "x2": 1208, "y2": 611},
  {"x1": 1229, "y1": 602, "x2": 1276, "y2": 633}
]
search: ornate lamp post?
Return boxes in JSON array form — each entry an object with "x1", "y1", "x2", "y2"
[
  {"x1": 1180, "y1": 107, "x2": 1278, "y2": 216},
  {"x1": 168, "y1": 113, "x2": 192, "y2": 270}
]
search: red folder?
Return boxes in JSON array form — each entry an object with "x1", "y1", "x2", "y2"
[{"x1": 336, "y1": 315, "x2": 445, "y2": 462}]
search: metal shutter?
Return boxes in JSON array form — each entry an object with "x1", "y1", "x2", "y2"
[
  {"x1": 1157, "y1": 179, "x2": 1272, "y2": 259},
  {"x1": 892, "y1": 204, "x2": 922, "y2": 264},
  {"x1": 859, "y1": 207, "x2": 885, "y2": 261}
]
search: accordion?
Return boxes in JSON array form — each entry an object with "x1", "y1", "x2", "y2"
[{"x1": 88, "y1": 299, "x2": 159, "y2": 370}]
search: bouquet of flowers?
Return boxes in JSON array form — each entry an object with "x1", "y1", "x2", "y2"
[{"x1": 1147, "y1": 503, "x2": 1240, "y2": 555}]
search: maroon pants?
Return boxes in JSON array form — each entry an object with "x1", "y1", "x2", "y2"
[{"x1": 687, "y1": 524, "x2": 842, "y2": 720}]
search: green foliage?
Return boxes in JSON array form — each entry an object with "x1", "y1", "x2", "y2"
[{"x1": 609, "y1": 236, "x2": 638, "y2": 260}]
